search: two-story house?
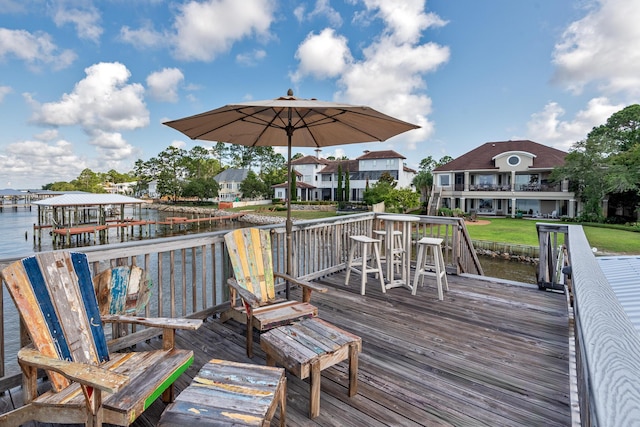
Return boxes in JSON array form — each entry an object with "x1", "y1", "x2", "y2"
[
  {"x1": 431, "y1": 140, "x2": 576, "y2": 218},
  {"x1": 274, "y1": 150, "x2": 416, "y2": 202},
  {"x1": 214, "y1": 168, "x2": 250, "y2": 202}
]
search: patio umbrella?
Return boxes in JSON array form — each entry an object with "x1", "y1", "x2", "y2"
[{"x1": 164, "y1": 89, "x2": 419, "y2": 288}]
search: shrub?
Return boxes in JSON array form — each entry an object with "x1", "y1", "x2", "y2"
[{"x1": 438, "y1": 207, "x2": 453, "y2": 217}]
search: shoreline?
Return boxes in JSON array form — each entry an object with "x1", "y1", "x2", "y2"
[
  {"x1": 145, "y1": 204, "x2": 547, "y2": 263},
  {"x1": 146, "y1": 203, "x2": 286, "y2": 226}
]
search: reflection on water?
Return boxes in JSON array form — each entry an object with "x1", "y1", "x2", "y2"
[{"x1": 478, "y1": 256, "x2": 536, "y2": 284}]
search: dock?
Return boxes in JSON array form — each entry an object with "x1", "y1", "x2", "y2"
[
  {"x1": 36, "y1": 213, "x2": 246, "y2": 247},
  {"x1": 2, "y1": 271, "x2": 570, "y2": 426}
]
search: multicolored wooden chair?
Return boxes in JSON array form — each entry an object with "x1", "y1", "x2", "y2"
[
  {"x1": 93, "y1": 265, "x2": 153, "y2": 341},
  {"x1": 222, "y1": 228, "x2": 328, "y2": 357},
  {"x1": 0, "y1": 251, "x2": 202, "y2": 427}
]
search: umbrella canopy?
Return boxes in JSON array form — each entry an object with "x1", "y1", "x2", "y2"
[
  {"x1": 164, "y1": 90, "x2": 420, "y2": 282},
  {"x1": 163, "y1": 91, "x2": 419, "y2": 148}
]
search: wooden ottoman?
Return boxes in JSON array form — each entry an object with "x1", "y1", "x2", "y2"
[
  {"x1": 260, "y1": 317, "x2": 362, "y2": 419},
  {"x1": 158, "y1": 358, "x2": 286, "y2": 426}
]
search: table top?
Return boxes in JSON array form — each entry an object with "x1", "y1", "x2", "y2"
[
  {"x1": 378, "y1": 214, "x2": 421, "y2": 222},
  {"x1": 260, "y1": 318, "x2": 361, "y2": 377},
  {"x1": 159, "y1": 358, "x2": 285, "y2": 425}
]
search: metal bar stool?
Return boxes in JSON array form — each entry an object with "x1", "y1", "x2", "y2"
[
  {"x1": 345, "y1": 235, "x2": 385, "y2": 295},
  {"x1": 413, "y1": 237, "x2": 449, "y2": 299}
]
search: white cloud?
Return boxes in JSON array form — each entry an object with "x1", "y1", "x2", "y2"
[
  {"x1": 291, "y1": 29, "x2": 352, "y2": 82},
  {"x1": 552, "y1": 0, "x2": 640, "y2": 96},
  {"x1": 0, "y1": 28, "x2": 76, "y2": 70},
  {"x1": 0, "y1": 0, "x2": 26, "y2": 13},
  {"x1": 291, "y1": 1, "x2": 449, "y2": 148},
  {"x1": 0, "y1": 139, "x2": 88, "y2": 186},
  {"x1": 34, "y1": 129, "x2": 59, "y2": 141},
  {"x1": 0, "y1": 85, "x2": 11, "y2": 102},
  {"x1": 53, "y1": 4, "x2": 103, "y2": 43},
  {"x1": 526, "y1": 97, "x2": 625, "y2": 151},
  {"x1": 120, "y1": 23, "x2": 166, "y2": 49},
  {"x1": 171, "y1": 0, "x2": 276, "y2": 62},
  {"x1": 236, "y1": 49, "x2": 267, "y2": 66},
  {"x1": 89, "y1": 130, "x2": 137, "y2": 161},
  {"x1": 293, "y1": 5, "x2": 306, "y2": 23},
  {"x1": 146, "y1": 68, "x2": 184, "y2": 102},
  {"x1": 362, "y1": 0, "x2": 447, "y2": 44},
  {"x1": 313, "y1": 0, "x2": 343, "y2": 27},
  {"x1": 34, "y1": 62, "x2": 149, "y2": 132}
]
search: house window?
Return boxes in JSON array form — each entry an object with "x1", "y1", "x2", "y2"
[
  {"x1": 479, "y1": 199, "x2": 493, "y2": 212},
  {"x1": 439, "y1": 174, "x2": 450, "y2": 186},
  {"x1": 508, "y1": 155, "x2": 520, "y2": 166}
]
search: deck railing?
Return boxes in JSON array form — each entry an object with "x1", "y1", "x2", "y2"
[
  {"x1": 538, "y1": 223, "x2": 640, "y2": 426},
  {"x1": 0, "y1": 212, "x2": 479, "y2": 394}
]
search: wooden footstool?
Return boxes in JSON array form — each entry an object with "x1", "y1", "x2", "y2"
[
  {"x1": 158, "y1": 358, "x2": 286, "y2": 426},
  {"x1": 260, "y1": 317, "x2": 362, "y2": 419}
]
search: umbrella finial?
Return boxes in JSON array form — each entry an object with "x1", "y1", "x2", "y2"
[{"x1": 287, "y1": 88, "x2": 293, "y2": 96}]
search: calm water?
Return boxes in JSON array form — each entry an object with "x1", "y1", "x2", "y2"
[
  {"x1": 478, "y1": 256, "x2": 536, "y2": 284},
  {"x1": 0, "y1": 206, "x2": 239, "y2": 259}
]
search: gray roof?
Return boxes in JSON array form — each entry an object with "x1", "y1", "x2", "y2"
[
  {"x1": 0, "y1": 189, "x2": 26, "y2": 196},
  {"x1": 214, "y1": 168, "x2": 250, "y2": 182},
  {"x1": 33, "y1": 193, "x2": 145, "y2": 206},
  {"x1": 597, "y1": 255, "x2": 640, "y2": 333}
]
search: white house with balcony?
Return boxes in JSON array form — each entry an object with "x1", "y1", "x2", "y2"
[
  {"x1": 431, "y1": 140, "x2": 576, "y2": 218},
  {"x1": 275, "y1": 150, "x2": 416, "y2": 202}
]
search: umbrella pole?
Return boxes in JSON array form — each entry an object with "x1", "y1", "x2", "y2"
[{"x1": 286, "y1": 127, "x2": 293, "y2": 299}]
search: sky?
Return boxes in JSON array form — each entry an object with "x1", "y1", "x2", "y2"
[{"x1": 1, "y1": 0, "x2": 639, "y2": 189}]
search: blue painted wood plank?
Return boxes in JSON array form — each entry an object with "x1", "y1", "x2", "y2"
[
  {"x1": 71, "y1": 252, "x2": 109, "y2": 363},
  {"x1": 109, "y1": 266, "x2": 130, "y2": 315},
  {"x1": 22, "y1": 256, "x2": 72, "y2": 362}
]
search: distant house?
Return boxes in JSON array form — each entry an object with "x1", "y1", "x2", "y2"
[
  {"x1": 104, "y1": 181, "x2": 136, "y2": 195},
  {"x1": 145, "y1": 180, "x2": 159, "y2": 199},
  {"x1": 214, "y1": 168, "x2": 250, "y2": 201},
  {"x1": 431, "y1": 140, "x2": 575, "y2": 218},
  {"x1": 275, "y1": 150, "x2": 416, "y2": 202}
]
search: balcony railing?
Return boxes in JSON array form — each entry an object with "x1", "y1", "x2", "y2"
[
  {"x1": 536, "y1": 223, "x2": 640, "y2": 426},
  {"x1": 2, "y1": 212, "x2": 637, "y2": 424},
  {"x1": 450, "y1": 184, "x2": 562, "y2": 192},
  {"x1": 0, "y1": 212, "x2": 480, "y2": 392}
]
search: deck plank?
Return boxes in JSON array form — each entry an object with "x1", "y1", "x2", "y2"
[{"x1": 2, "y1": 270, "x2": 570, "y2": 426}]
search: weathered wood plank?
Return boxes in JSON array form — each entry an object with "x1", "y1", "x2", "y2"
[{"x1": 3, "y1": 268, "x2": 570, "y2": 427}]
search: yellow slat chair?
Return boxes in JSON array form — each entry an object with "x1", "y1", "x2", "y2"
[
  {"x1": 222, "y1": 228, "x2": 328, "y2": 357},
  {"x1": 0, "y1": 251, "x2": 202, "y2": 427}
]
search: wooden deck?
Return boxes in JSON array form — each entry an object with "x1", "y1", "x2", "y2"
[{"x1": 2, "y1": 271, "x2": 571, "y2": 426}]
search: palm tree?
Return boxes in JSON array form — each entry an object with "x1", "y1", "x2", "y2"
[{"x1": 412, "y1": 170, "x2": 433, "y2": 206}]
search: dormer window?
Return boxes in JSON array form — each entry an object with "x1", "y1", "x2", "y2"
[{"x1": 507, "y1": 155, "x2": 520, "y2": 166}]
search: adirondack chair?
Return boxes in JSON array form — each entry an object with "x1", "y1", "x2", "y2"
[
  {"x1": 0, "y1": 251, "x2": 202, "y2": 427},
  {"x1": 222, "y1": 228, "x2": 328, "y2": 357},
  {"x1": 93, "y1": 265, "x2": 153, "y2": 341}
]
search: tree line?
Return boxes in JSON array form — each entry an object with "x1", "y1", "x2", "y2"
[
  {"x1": 42, "y1": 104, "x2": 639, "y2": 220},
  {"x1": 552, "y1": 104, "x2": 640, "y2": 223}
]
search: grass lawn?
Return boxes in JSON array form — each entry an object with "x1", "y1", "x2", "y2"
[
  {"x1": 466, "y1": 217, "x2": 640, "y2": 255},
  {"x1": 219, "y1": 204, "x2": 640, "y2": 255}
]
